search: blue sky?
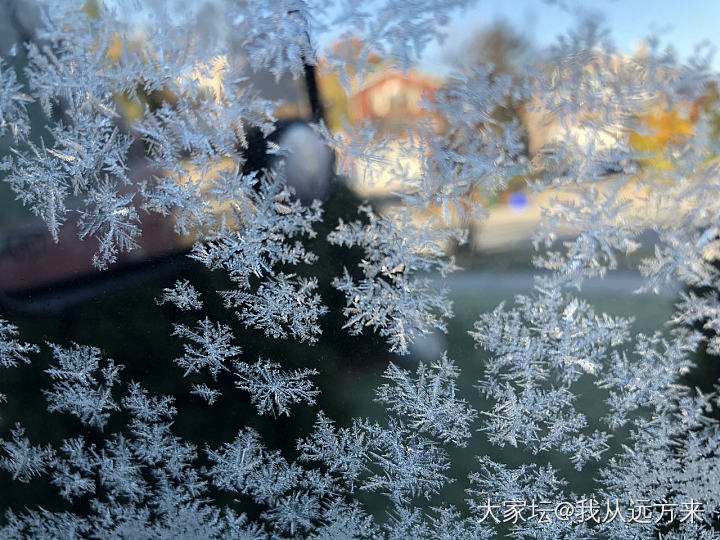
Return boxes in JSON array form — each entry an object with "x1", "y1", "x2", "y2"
[
  {"x1": 109, "y1": 0, "x2": 720, "y2": 77},
  {"x1": 420, "y1": 0, "x2": 720, "y2": 75}
]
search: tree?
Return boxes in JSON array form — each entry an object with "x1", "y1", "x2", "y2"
[{"x1": 1, "y1": 1, "x2": 720, "y2": 538}]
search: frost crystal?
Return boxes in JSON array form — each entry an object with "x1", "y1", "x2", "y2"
[
  {"x1": 190, "y1": 383, "x2": 221, "y2": 405},
  {"x1": 172, "y1": 317, "x2": 242, "y2": 378},
  {"x1": 156, "y1": 279, "x2": 204, "y2": 311},
  {"x1": 222, "y1": 273, "x2": 328, "y2": 343},
  {"x1": 0, "y1": 319, "x2": 38, "y2": 369},
  {"x1": 43, "y1": 343, "x2": 122, "y2": 430},
  {"x1": 191, "y1": 173, "x2": 328, "y2": 341},
  {"x1": 328, "y1": 205, "x2": 458, "y2": 354},
  {"x1": 375, "y1": 356, "x2": 477, "y2": 446},
  {"x1": 190, "y1": 173, "x2": 323, "y2": 289},
  {"x1": 0, "y1": 424, "x2": 55, "y2": 483},
  {"x1": 234, "y1": 357, "x2": 319, "y2": 417},
  {"x1": 297, "y1": 411, "x2": 368, "y2": 491},
  {"x1": 470, "y1": 291, "x2": 630, "y2": 468},
  {"x1": 0, "y1": 60, "x2": 31, "y2": 140}
]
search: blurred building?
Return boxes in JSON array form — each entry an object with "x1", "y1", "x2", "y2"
[
  {"x1": 343, "y1": 68, "x2": 442, "y2": 199},
  {"x1": 349, "y1": 69, "x2": 442, "y2": 134}
]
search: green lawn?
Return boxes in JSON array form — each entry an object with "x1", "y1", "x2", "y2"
[{"x1": 337, "y1": 271, "x2": 679, "y2": 516}]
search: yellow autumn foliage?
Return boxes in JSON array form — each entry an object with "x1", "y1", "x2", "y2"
[{"x1": 629, "y1": 105, "x2": 695, "y2": 170}]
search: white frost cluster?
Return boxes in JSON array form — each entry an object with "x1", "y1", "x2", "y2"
[
  {"x1": 328, "y1": 205, "x2": 458, "y2": 354},
  {"x1": 2, "y1": 1, "x2": 720, "y2": 538}
]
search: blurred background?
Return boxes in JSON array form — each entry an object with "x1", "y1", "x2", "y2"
[{"x1": 0, "y1": 0, "x2": 717, "y2": 522}]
